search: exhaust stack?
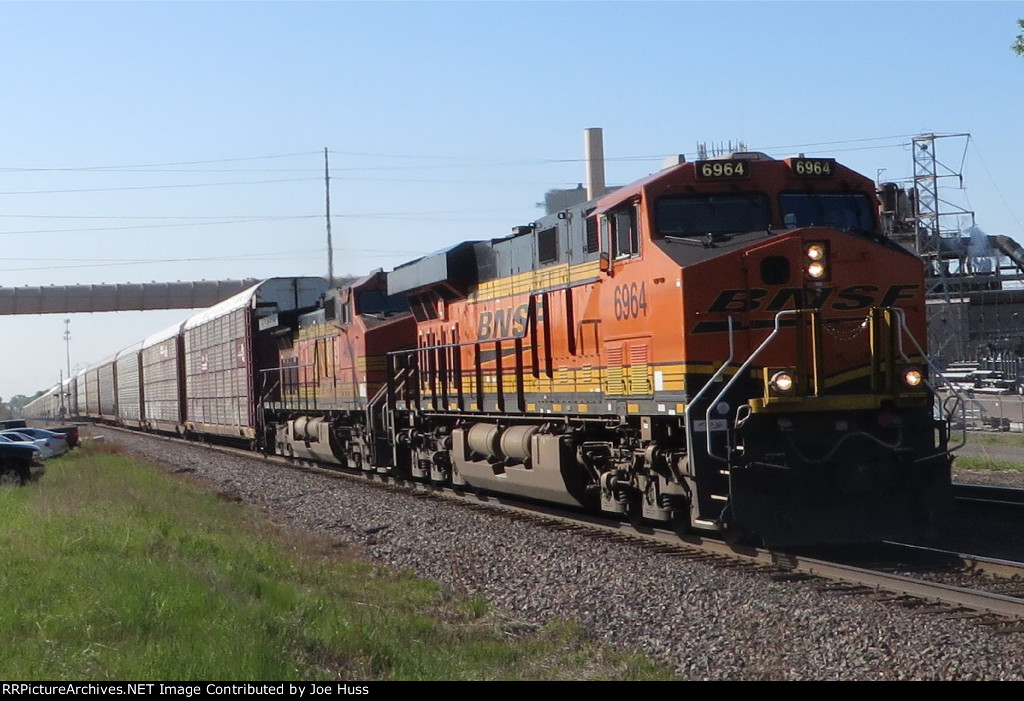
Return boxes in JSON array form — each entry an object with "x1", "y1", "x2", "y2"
[{"x1": 584, "y1": 128, "x2": 606, "y2": 200}]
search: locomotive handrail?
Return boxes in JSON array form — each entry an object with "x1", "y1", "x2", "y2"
[
  {"x1": 367, "y1": 360, "x2": 414, "y2": 447},
  {"x1": 889, "y1": 307, "x2": 968, "y2": 455},
  {"x1": 255, "y1": 373, "x2": 281, "y2": 451},
  {"x1": 698, "y1": 307, "x2": 961, "y2": 466},
  {"x1": 258, "y1": 374, "x2": 281, "y2": 405},
  {"x1": 258, "y1": 364, "x2": 320, "y2": 412},
  {"x1": 366, "y1": 379, "x2": 391, "y2": 449},
  {"x1": 683, "y1": 316, "x2": 734, "y2": 472},
  {"x1": 704, "y1": 310, "x2": 798, "y2": 462},
  {"x1": 387, "y1": 334, "x2": 534, "y2": 415},
  {"x1": 385, "y1": 348, "x2": 421, "y2": 408}
]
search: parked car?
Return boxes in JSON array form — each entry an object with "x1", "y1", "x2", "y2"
[
  {"x1": 0, "y1": 430, "x2": 66, "y2": 459},
  {"x1": 0, "y1": 434, "x2": 42, "y2": 455},
  {"x1": 0, "y1": 440, "x2": 43, "y2": 486},
  {"x1": 43, "y1": 424, "x2": 80, "y2": 448},
  {"x1": 12, "y1": 427, "x2": 71, "y2": 454},
  {"x1": 0, "y1": 432, "x2": 50, "y2": 457}
]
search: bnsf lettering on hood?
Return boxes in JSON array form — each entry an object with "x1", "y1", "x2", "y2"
[
  {"x1": 477, "y1": 304, "x2": 530, "y2": 341},
  {"x1": 707, "y1": 284, "x2": 919, "y2": 314}
]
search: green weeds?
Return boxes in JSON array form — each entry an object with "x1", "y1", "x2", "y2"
[{"x1": 0, "y1": 441, "x2": 673, "y2": 681}]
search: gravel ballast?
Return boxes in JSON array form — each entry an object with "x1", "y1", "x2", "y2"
[{"x1": 100, "y1": 429, "x2": 1024, "y2": 681}]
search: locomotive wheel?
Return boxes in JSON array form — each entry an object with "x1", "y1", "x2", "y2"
[{"x1": 670, "y1": 513, "x2": 691, "y2": 539}]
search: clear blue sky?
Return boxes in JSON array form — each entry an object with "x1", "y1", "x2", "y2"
[{"x1": 2, "y1": 0, "x2": 1023, "y2": 401}]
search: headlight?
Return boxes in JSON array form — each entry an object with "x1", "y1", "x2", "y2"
[
  {"x1": 806, "y1": 261, "x2": 826, "y2": 279},
  {"x1": 901, "y1": 366, "x2": 923, "y2": 387},
  {"x1": 770, "y1": 370, "x2": 796, "y2": 394},
  {"x1": 805, "y1": 243, "x2": 826, "y2": 261},
  {"x1": 804, "y1": 242, "x2": 829, "y2": 280}
]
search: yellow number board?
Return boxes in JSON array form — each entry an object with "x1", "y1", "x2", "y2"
[
  {"x1": 695, "y1": 160, "x2": 749, "y2": 180},
  {"x1": 790, "y1": 158, "x2": 835, "y2": 177}
]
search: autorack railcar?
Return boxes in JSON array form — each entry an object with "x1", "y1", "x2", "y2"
[
  {"x1": 65, "y1": 278, "x2": 328, "y2": 441},
  {"x1": 179, "y1": 277, "x2": 329, "y2": 442}
]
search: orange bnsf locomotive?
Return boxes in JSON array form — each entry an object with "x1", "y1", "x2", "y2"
[
  {"x1": 263, "y1": 270, "x2": 414, "y2": 465},
  {"x1": 265, "y1": 150, "x2": 954, "y2": 547}
]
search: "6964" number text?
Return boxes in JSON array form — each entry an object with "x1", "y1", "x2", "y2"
[{"x1": 613, "y1": 282, "x2": 648, "y2": 320}]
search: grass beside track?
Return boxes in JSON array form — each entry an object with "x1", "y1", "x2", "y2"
[
  {"x1": 0, "y1": 441, "x2": 675, "y2": 681},
  {"x1": 958, "y1": 432, "x2": 1024, "y2": 448},
  {"x1": 954, "y1": 431, "x2": 1024, "y2": 472},
  {"x1": 955, "y1": 456, "x2": 1024, "y2": 472}
]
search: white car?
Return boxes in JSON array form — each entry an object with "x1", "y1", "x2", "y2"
[
  {"x1": 0, "y1": 433, "x2": 45, "y2": 459},
  {"x1": 0, "y1": 430, "x2": 66, "y2": 459},
  {"x1": 9, "y1": 427, "x2": 70, "y2": 455}
]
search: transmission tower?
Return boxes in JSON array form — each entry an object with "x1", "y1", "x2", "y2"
[{"x1": 912, "y1": 133, "x2": 975, "y2": 366}]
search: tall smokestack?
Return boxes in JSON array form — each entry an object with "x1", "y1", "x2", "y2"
[{"x1": 584, "y1": 128, "x2": 606, "y2": 200}]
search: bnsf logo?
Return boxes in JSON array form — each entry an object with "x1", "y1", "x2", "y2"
[
  {"x1": 477, "y1": 304, "x2": 530, "y2": 341},
  {"x1": 708, "y1": 284, "x2": 918, "y2": 313}
]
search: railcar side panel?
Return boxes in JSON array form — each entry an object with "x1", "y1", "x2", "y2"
[
  {"x1": 183, "y1": 277, "x2": 330, "y2": 440},
  {"x1": 85, "y1": 367, "x2": 100, "y2": 417},
  {"x1": 75, "y1": 370, "x2": 88, "y2": 418},
  {"x1": 185, "y1": 307, "x2": 251, "y2": 436},
  {"x1": 115, "y1": 343, "x2": 144, "y2": 428},
  {"x1": 140, "y1": 324, "x2": 186, "y2": 433},
  {"x1": 98, "y1": 360, "x2": 117, "y2": 419}
]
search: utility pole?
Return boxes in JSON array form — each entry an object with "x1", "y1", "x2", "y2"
[
  {"x1": 324, "y1": 147, "x2": 334, "y2": 284},
  {"x1": 63, "y1": 318, "x2": 71, "y2": 380}
]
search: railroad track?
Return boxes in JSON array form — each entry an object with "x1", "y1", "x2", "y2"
[
  {"x1": 436, "y1": 491, "x2": 1024, "y2": 630},
  {"x1": 83, "y1": 423, "x2": 1024, "y2": 633},
  {"x1": 954, "y1": 483, "x2": 1024, "y2": 509}
]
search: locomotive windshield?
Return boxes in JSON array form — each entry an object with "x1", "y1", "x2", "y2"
[
  {"x1": 655, "y1": 194, "x2": 771, "y2": 237},
  {"x1": 779, "y1": 192, "x2": 875, "y2": 233}
]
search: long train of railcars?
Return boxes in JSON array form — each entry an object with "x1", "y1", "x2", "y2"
[{"x1": 24, "y1": 149, "x2": 958, "y2": 547}]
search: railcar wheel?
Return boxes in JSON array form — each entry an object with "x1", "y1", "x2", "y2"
[
  {"x1": 625, "y1": 498, "x2": 645, "y2": 528},
  {"x1": 0, "y1": 466, "x2": 26, "y2": 487}
]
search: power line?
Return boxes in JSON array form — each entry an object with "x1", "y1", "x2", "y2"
[
  {"x1": 0, "y1": 137, "x2": 942, "y2": 237},
  {"x1": 0, "y1": 135, "x2": 922, "y2": 179},
  {"x1": 0, "y1": 215, "x2": 318, "y2": 236},
  {"x1": 0, "y1": 246, "x2": 429, "y2": 272},
  {"x1": 0, "y1": 213, "x2": 313, "y2": 220},
  {"x1": 0, "y1": 151, "x2": 323, "y2": 172},
  {"x1": 0, "y1": 177, "x2": 318, "y2": 196}
]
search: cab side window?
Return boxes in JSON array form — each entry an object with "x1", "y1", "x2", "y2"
[
  {"x1": 610, "y1": 208, "x2": 634, "y2": 260},
  {"x1": 602, "y1": 205, "x2": 640, "y2": 260}
]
